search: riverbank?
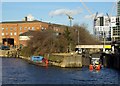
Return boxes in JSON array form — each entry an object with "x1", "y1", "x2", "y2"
[
  {"x1": 19, "y1": 53, "x2": 82, "y2": 68},
  {"x1": 0, "y1": 50, "x2": 82, "y2": 68},
  {"x1": 19, "y1": 56, "x2": 49, "y2": 67},
  {"x1": 1, "y1": 50, "x2": 120, "y2": 70}
]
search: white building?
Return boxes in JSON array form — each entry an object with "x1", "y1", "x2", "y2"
[
  {"x1": 94, "y1": 16, "x2": 112, "y2": 42},
  {"x1": 94, "y1": 16, "x2": 118, "y2": 42},
  {"x1": 110, "y1": 16, "x2": 120, "y2": 41}
]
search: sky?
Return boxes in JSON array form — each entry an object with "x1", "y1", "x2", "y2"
[{"x1": 1, "y1": 1, "x2": 117, "y2": 33}]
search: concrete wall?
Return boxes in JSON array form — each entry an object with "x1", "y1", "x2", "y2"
[
  {"x1": 60, "y1": 55, "x2": 82, "y2": 67},
  {"x1": 49, "y1": 53, "x2": 82, "y2": 68},
  {"x1": 0, "y1": 50, "x2": 8, "y2": 57},
  {"x1": 0, "y1": 50, "x2": 18, "y2": 57}
]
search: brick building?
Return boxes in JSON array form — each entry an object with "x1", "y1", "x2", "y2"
[
  {"x1": 0, "y1": 20, "x2": 49, "y2": 47},
  {"x1": 18, "y1": 23, "x2": 67, "y2": 47}
]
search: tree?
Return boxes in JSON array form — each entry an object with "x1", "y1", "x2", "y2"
[{"x1": 20, "y1": 24, "x2": 100, "y2": 56}]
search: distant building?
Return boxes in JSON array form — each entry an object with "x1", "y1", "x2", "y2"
[
  {"x1": 94, "y1": 16, "x2": 112, "y2": 42},
  {"x1": 0, "y1": 16, "x2": 67, "y2": 47},
  {"x1": 94, "y1": 16, "x2": 120, "y2": 42},
  {"x1": 117, "y1": 0, "x2": 120, "y2": 16},
  {"x1": 115, "y1": 0, "x2": 120, "y2": 41},
  {"x1": 0, "y1": 18, "x2": 49, "y2": 47},
  {"x1": 112, "y1": 16, "x2": 120, "y2": 41},
  {"x1": 19, "y1": 31, "x2": 34, "y2": 46}
]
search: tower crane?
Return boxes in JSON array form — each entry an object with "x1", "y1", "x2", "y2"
[
  {"x1": 110, "y1": 1, "x2": 117, "y2": 17},
  {"x1": 106, "y1": 13, "x2": 111, "y2": 22},
  {"x1": 79, "y1": 0, "x2": 93, "y2": 16},
  {"x1": 66, "y1": 14, "x2": 74, "y2": 27},
  {"x1": 79, "y1": 0, "x2": 98, "y2": 34}
]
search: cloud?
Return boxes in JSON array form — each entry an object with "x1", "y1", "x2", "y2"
[
  {"x1": 49, "y1": 8, "x2": 82, "y2": 16},
  {"x1": 84, "y1": 13, "x2": 104, "y2": 19}
]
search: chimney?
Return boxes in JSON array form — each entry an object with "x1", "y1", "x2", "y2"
[{"x1": 25, "y1": 17, "x2": 27, "y2": 21}]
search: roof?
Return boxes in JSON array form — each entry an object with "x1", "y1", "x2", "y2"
[
  {"x1": 0, "y1": 20, "x2": 49, "y2": 24},
  {"x1": 0, "y1": 20, "x2": 66, "y2": 27},
  {"x1": 19, "y1": 30, "x2": 35, "y2": 36}
]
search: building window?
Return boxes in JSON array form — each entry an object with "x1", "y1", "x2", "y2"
[
  {"x1": 2, "y1": 28, "x2": 4, "y2": 30},
  {"x1": 6, "y1": 28, "x2": 8, "y2": 30},
  {"x1": 14, "y1": 32, "x2": 17, "y2": 35},
  {"x1": 10, "y1": 27, "x2": 13, "y2": 30},
  {"x1": 37, "y1": 27, "x2": 39, "y2": 30},
  {"x1": 6, "y1": 33, "x2": 8, "y2": 35},
  {"x1": 14, "y1": 27, "x2": 16, "y2": 31},
  {"x1": 10, "y1": 33, "x2": 13, "y2": 36},
  {"x1": 32, "y1": 27, "x2": 35, "y2": 30},
  {"x1": 2, "y1": 33, "x2": 4, "y2": 36},
  {"x1": 28, "y1": 27, "x2": 30, "y2": 30},
  {"x1": 41, "y1": 27, "x2": 44, "y2": 31},
  {"x1": 24, "y1": 27, "x2": 27, "y2": 30},
  {"x1": 20, "y1": 27, "x2": 22, "y2": 31}
]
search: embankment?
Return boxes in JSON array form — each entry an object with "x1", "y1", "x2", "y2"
[{"x1": 47, "y1": 53, "x2": 82, "y2": 68}]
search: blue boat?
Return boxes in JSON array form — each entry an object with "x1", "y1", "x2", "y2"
[{"x1": 31, "y1": 56, "x2": 44, "y2": 62}]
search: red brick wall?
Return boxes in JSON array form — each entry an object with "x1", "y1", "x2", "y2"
[{"x1": 0, "y1": 21, "x2": 49, "y2": 46}]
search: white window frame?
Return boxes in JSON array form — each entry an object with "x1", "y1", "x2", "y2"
[
  {"x1": 10, "y1": 32, "x2": 13, "y2": 36},
  {"x1": 2, "y1": 33, "x2": 4, "y2": 36},
  {"x1": 14, "y1": 32, "x2": 17, "y2": 35}
]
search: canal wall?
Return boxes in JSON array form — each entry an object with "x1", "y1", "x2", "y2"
[
  {"x1": 48, "y1": 53, "x2": 82, "y2": 68},
  {"x1": 1, "y1": 49, "x2": 119, "y2": 69},
  {"x1": 0, "y1": 50, "x2": 82, "y2": 68},
  {"x1": 0, "y1": 49, "x2": 19, "y2": 57},
  {"x1": 0, "y1": 50, "x2": 8, "y2": 57}
]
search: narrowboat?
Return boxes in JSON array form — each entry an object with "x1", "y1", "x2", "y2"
[{"x1": 31, "y1": 56, "x2": 43, "y2": 62}]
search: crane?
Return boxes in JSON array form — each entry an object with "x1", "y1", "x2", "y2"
[
  {"x1": 110, "y1": 1, "x2": 117, "y2": 17},
  {"x1": 66, "y1": 14, "x2": 74, "y2": 27},
  {"x1": 80, "y1": 0, "x2": 98, "y2": 34},
  {"x1": 79, "y1": 0, "x2": 93, "y2": 16},
  {"x1": 79, "y1": 0, "x2": 98, "y2": 23},
  {"x1": 93, "y1": 12, "x2": 98, "y2": 35},
  {"x1": 106, "y1": 13, "x2": 111, "y2": 22}
]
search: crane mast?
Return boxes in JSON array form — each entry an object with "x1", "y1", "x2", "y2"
[{"x1": 66, "y1": 14, "x2": 74, "y2": 27}]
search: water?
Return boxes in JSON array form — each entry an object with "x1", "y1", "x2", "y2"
[{"x1": 1, "y1": 57, "x2": 120, "y2": 84}]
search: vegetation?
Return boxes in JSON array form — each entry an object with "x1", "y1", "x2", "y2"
[{"x1": 20, "y1": 24, "x2": 100, "y2": 57}]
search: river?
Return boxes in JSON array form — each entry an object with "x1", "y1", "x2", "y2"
[{"x1": 1, "y1": 57, "x2": 120, "y2": 85}]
